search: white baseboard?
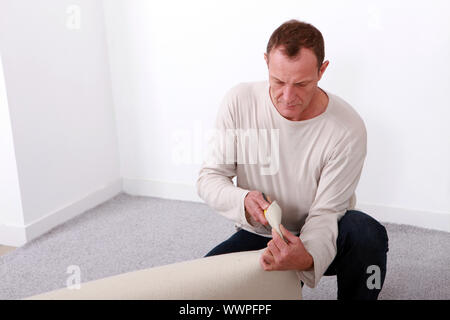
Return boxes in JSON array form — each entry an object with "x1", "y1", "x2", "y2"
[
  {"x1": 0, "y1": 179, "x2": 122, "y2": 247},
  {"x1": 123, "y1": 177, "x2": 202, "y2": 203},
  {"x1": 2, "y1": 178, "x2": 447, "y2": 248},
  {"x1": 0, "y1": 224, "x2": 26, "y2": 248},
  {"x1": 124, "y1": 178, "x2": 450, "y2": 233},
  {"x1": 356, "y1": 202, "x2": 450, "y2": 233}
]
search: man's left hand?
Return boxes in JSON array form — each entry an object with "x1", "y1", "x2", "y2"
[{"x1": 260, "y1": 224, "x2": 314, "y2": 271}]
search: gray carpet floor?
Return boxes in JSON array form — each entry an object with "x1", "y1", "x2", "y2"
[{"x1": 1, "y1": 193, "x2": 449, "y2": 300}]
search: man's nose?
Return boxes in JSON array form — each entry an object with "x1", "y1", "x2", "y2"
[{"x1": 283, "y1": 85, "x2": 296, "y2": 103}]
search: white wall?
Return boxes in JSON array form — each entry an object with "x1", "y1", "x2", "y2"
[
  {"x1": 0, "y1": 0, "x2": 121, "y2": 246},
  {"x1": 104, "y1": 0, "x2": 450, "y2": 231},
  {"x1": 1, "y1": 0, "x2": 448, "y2": 245},
  {"x1": 0, "y1": 53, "x2": 26, "y2": 245}
]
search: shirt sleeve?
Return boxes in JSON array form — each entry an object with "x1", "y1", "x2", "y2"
[
  {"x1": 296, "y1": 124, "x2": 367, "y2": 288},
  {"x1": 196, "y1": 87, "x2": 253, "y2": 228}
]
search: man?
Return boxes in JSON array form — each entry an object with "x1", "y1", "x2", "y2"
[{"x1": 196, "y1": 19, "x2": 389, "y2": 300}]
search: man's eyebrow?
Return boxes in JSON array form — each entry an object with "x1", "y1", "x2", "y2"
[{"x1": 271, "y1": 75, "x2": 312, "y2": 84}]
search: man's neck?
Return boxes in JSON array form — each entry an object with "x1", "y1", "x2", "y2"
[{"x1": 299, "y1": 87, "x2": 329, "y2": 121}]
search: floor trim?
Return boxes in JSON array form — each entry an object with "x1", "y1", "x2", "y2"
[
  {"x1": 124, "y1": 178, "x2": 450, "y2": 233},
  {"x1": 0, "y1": 179, "x2": 122, "y2": 247}
]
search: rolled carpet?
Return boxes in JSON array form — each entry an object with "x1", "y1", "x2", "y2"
[{"x1": 24, "y1": 249, "x2": 302, "y2": 300}]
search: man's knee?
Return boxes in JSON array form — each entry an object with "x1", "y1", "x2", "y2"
[{"x1": 339, "y1": 210, "x2": 389, "y2": 254}]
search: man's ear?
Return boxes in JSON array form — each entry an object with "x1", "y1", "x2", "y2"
[
  {"x1": 264, "y1": 52, "x2": 269, "y2": 67},
  {"x1": 317, "y1": 60, "x2": 329, "y2": 81}
]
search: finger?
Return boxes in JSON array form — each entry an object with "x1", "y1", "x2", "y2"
[
  {"x1": 258, "y1": 193, "x2": 271, "y2": 211},
  {"x1": 261, "y1": 215, "x2": 269, "y2": 226},
  {"x1": 254, "y1": 206, "x2": 268, "y2": 226},
  {"x1": 267, "y1": 239, "x2": 281, "y2": 257},
  {"x1": 272, "y1": 227, "x2": 288, "y2": 249},
  {"x1": 249, "y1": 203, "x2": 266, "y2": 226},
  {"x1": 259, "y1": 198, "x2": 271, "y2": 226},
  {"x1": 260, "y1": 255, "x2": 272, "y2": 271},
  {"x1": 279, "y1": 224, "x2": 298, "y2": 244},
  {"x1": 261, "y1": 249, "x2": 274, "y2": 265},
  {"x1": 255, "y1": 207, "x2": 268, "y2": 225},
  {"x1": 263, "y1": 247, "x2": 274, "y2": 259}
]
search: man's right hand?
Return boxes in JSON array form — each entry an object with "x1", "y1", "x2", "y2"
[{"x1": 244, "y1": 191, "x2": 272, "y2": 226}]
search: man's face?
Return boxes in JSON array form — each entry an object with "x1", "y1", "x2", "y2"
[{"x1": 264, "y1": 47, "x2": 328, "y2": 121}]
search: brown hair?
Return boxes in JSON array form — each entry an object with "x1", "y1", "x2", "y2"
[{"x1": 266, "y1": 19, "x2": 325, "y2": 70}]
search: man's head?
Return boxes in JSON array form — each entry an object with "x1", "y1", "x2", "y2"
[{"x1": 264, "y1": 20, "x2": 329, "y2": 121}]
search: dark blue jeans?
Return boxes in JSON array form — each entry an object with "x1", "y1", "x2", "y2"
[{"x1": 204, "y1": 210, "x2": 389, "y2": 300}]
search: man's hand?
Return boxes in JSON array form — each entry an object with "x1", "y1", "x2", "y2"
[
  {"x1": 244, "y1": 191, "x2": 271, "y2": 226},
  {"x1": 260, "y1": 224, "x2": 314, "y2": 272}
]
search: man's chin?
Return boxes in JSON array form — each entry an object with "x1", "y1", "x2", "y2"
[
  {"x1": 274, "y1": 103, "x2": 301, "y2": 119},
  {"x1": 280, "y1": 110, "x2": 300, "y2": 121},
  {"x1": 283, "y1": 105, "x2": 300, "y2": 114}
]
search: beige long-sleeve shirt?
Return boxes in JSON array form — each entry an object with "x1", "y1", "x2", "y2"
[{"x1": 196, "y1": 80, "x2": 367, "y2": 288}]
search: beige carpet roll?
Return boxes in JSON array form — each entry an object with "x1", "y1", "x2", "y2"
[{"x1": 25, "y1": 250, "x2": 302, "y2": 300}]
